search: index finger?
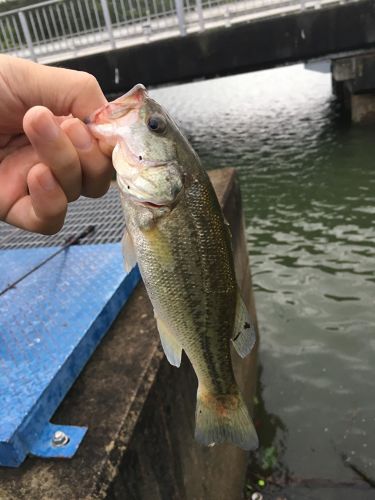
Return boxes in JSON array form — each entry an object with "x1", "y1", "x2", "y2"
[{"x1": 2, "y1": 55, "x2": 107, "y2": 125}]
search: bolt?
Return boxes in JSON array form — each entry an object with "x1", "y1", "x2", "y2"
[{"x1": 52, "y1": 430, "x2": 69, "y2": 447}]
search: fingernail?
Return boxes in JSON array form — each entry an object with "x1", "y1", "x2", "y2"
[
  {"x1": 33, "y1": 110, "x2": 59, "y2": 141},
  {"x1": 69, "y1": 121, "x2": 93, "y2": 151},
  {"x1": 37, "y1": 169, "x2": 57, "y2": 191}
]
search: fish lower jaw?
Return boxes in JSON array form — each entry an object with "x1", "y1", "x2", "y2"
[
  {"x1": 117, "y1": 180, "x2": 169, "y2": 209},
  {"x1": 122, "y1": 183, "x2": 173, "y2": 209},
  {"x1": 117, "y1": 176, "x2": 169, "y2": 205},
  {"x1": 131, "y1": 197, "x2": 171, "y2": 212},
  {"x1": 133, "y1": 199, "x2": 171, "y2": 209}
]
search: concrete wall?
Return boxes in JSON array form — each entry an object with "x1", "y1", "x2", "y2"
[{"x1": 332, "y1": 51, "x2": 375, "y2": 123}]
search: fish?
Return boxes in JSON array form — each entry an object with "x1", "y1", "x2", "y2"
[{"x1": 87, "y1": 84, "x2": 259, "y2": 450}]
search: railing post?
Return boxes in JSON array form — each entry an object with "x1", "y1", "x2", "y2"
[
  {"x1": 224, "y1": 6, "x2": 231, "y2": 28},
  {"x1": 175, "y1": 0, "x2": 186, "y2": 36},
  {"x1": 18, "y1": 11, "x2": 36, "y2": 62},
  {"x1": 99, "y1": 0, "x2": 116, "y2": 49},
  {"x1": 196, "y1": 0, "x2": 204, "y2": 31}
]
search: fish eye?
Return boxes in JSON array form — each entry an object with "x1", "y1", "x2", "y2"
[{"x1": 147, "y1": 114, "x2": 167, "y2": 134}]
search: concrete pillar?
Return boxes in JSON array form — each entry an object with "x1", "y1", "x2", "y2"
[
  {"x1": 332, "y1": 51, "x2": 375, "y2": 124},
  {"x1": 351, "y1": 94, "x2": 375, "y2": 124}
]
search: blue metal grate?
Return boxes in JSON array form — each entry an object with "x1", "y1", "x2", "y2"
[{"x1": 0, "y1": 187, "x2": 140, "y2": 467}]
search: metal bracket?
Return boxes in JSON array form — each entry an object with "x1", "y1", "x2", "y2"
[{"x1": 29, "y1": 423, "x2": 87, "y2": 459}]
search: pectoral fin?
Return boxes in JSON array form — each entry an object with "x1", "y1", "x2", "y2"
[
  {"x1": 121, "y1": 228, "x2": 137, "y2": 272},
  {"x1": 231, "y1": 291, "x2": 256, "y2": 358},
  {"x1": 155, "y1": 316, "x2": 182, "y2": 367}
]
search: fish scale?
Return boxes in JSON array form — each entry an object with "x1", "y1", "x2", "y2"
[
  {"x1": 125, "y1": 177, "x2": 240, "y2": 407},
  {"x1": 88, "y1": 83, "x2": 258, "y2": 450}
]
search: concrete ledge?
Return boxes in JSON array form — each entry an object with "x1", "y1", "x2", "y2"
[{"x1": 0, "y1": 168, "x2": 258, "y2": 500}]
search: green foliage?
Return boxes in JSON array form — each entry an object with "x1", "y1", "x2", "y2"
[{"x1": 260, "y1": 446, "x2": 278, "y2": 471}]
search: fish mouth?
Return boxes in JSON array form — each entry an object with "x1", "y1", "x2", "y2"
[
  {"x1": 117, "y1": 174, "x2": 183, "y2": 209},
  {"x1": 132, "y1": 194, "x2": 182, "y2": 210},
  {"x1": 132, "y1": 185, "x2": 184, "y2": 209},
  {"x1": 85, "y1": 84, "x2": 147, "y2": 126},
  {"x1": 134, "y1": 200, "x2": 170, "y2": 209}
]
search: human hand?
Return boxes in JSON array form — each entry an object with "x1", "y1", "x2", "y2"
[{"x1": 0, "y1": 55, "x2": 113, "y2": 234}]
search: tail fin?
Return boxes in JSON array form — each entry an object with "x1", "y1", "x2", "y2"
[{"x1": 195, "y1": 390, "x2": 258, "y2": 450}]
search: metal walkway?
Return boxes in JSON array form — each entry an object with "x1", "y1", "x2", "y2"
[
  {"x1": 0, "y1": 187, "x2": 140, "y2": 467},
  {"x1": 0, "y1": 0, "x2": 354, "y2": 65}
]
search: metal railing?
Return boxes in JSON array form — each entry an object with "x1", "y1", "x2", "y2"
[{"x1": 0, "y1": 0, "x2": 349, "y2": 63}]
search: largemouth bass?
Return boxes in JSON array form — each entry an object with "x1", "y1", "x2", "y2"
[{"x1": 88, "y1": 84, "x2": 258, "y2": 450}]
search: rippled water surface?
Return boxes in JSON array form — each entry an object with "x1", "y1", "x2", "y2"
[{"x1": 151, "y1": 65, "x2": 375, "y2": 498}]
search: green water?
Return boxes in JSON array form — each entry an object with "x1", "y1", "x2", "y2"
[{"x1": 151, "y1": 64, "x2": 375, "y2": 498}]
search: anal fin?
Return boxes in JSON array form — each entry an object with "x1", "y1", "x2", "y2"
[
  {"x1": 121, "y1": 228, "x2": 137, "y2": 272},
  {"x1": 231, "y1": 290, "x2": 256, "y2": 358},
  {"x1": 156, "y1": 316, "x2": 182, "y2": 367}
]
